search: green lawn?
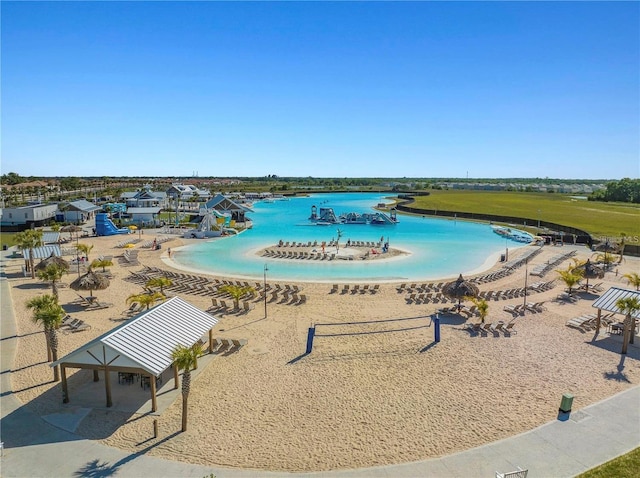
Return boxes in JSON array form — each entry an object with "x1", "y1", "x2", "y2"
[
  {"x1": 0, "y1": 232, "x2": 17, "y2": 250},
  {"x1": 577, "y1": 447, "x2": 640, "y2": 478},
  {"x1": 410, "y1": 191, "x2": 640, "y2": 239}
]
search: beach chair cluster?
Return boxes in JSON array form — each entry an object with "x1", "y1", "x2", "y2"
[
  {"x1": 465, "y1": 321, "x2": 517, "y2": 336},
  {"x1": 60, "y1": 315, "x2": 92, "y2": 333},
  {"x1": 74, "y1": 292, "x2": 112, "y2": 310},
  {"x1": 208, "y1": 337, "x2": 247, "y2": 354},
  {"x1": 258, "y1": 283, "x2": 307, "y2": 306},
  {"x1": 503, "y1": 301, "x2": 546, "y2": 315},
  {"x1": 209, "y1": 298, "x2": 261, "y2": 313},
  {"x1": 529, "y1": 250, "x2": 577, "y2": 277},
  {"x1": 127, "y1": 268, "x2": 215, "y2": 297},
  {"x1": 263, "y1": 249, "x2": 336, "y2": 261},
  {"x1": 141, "y1": 236, "x2": 173, "y2": 248},
  {"x1": 566, "y1": 313, "x2": 615, "y2": 332},
  {"x1": 115, "y1": 238, "x2": 141, "y2": 248},
  {"x1": 405, "y1": 292, "x2": 454, "y2": 305},
  {"x1": 329, "y1": 284, "x2": 381, "y2": 295},
  {"x1": 119, "y1": 249, "x2": 139, "y2": 266},
  {"x1": 478, "y1": 280, "x2": 555, "y2": 302},
  {"x1": 276, "y1": 240, "x2": 319, "y2": 248},
  {"x1": 396, "y1": 282, "x2": 445, "y2": 294}
]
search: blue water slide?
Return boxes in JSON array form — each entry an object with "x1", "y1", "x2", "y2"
[{"x1": 95, "y1": 213, "x2": 131, "y2": 236}]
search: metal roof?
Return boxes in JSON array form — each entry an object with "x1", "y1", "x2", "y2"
[
  {"x1": 52, "y1": 296, "x2": 218, "y2": 376},
  {"x1": 592, "y1": 287, "x2": 640, "y2": 319},
  {"x1": 42, "y1": 231, "x2": 61, "y2": 244},
  {"x1": 67, "y1": 200, "x2": 102, "y2": 212},
  {"x1": 127, "y1": 207, "x2": 162, "y2": 214},
  {"x1": 22, "y1": 244, "x2": 61, "y2": 260}
]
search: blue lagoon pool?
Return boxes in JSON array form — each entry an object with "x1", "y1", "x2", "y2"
[{"x1": 172, "y1": 192, "x2": 525, "y2": 282}]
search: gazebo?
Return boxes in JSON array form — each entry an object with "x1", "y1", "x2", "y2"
[
  {"x1": 51, "y1": 296, "x2": 219, "y2": 411},
  {"x1": 591, "y1": 287, "x2": 640, "y2": 335}
]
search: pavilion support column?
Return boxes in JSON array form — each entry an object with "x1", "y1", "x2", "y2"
[
  {"x1": 174, "y1": 365, "x2": 179, "y2": 390},
  {"x1": 209, "y1": 329, "x2": 213, "y2": 354},
  {"x1": 595, "y1": 308, "x2": 602, "y2": 335},
  {"x1": 104, "y1": 366, "x2": 113, "y2": 408},
  {"x1": 150, "y1": 375, "x2": 157, "y2": 412},
  {"x1": 61, "y1": 365, "x2": 69, "y2": 403},
  {"x1": 93, "y1": 370, "x2": 100, "y2": 382}
]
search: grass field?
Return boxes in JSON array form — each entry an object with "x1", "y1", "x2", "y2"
[
  {"x1": 577, "y1": 447, "x2": 640, "y2": 478},
  {"x1": 410, "y1": 191, "x2": 640, "y2": 240}
]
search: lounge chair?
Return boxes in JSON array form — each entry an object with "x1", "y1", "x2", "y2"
[
  {"x1": 231, "y1": 339, "x2": 247, "y2": 350},
  {"x1": 330, "y1": 284, "x2": 339, "y2": 294},
  {"x1": 503, "y1": 304, "x2": 523, "y2": 315},
  {"x1": 464, "y1": 323, "x2": 482, "y2": 333},
  {"x1": 502, "y1": 322, "x2": 517, "y2": 335},
  {"x1": 490, "y1": 322, "x2": 506, "y2": 334},
  {"x1": 219, "y1": 338, "x2": 232, "y2": 351}
]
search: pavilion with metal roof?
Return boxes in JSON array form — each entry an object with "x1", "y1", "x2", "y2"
[
  {"x1": 51, "y1": 296, "x2": 218, "y2": 411},
  {"x1": 591, "y1": 287, "x2": 640, "y2": 335}
]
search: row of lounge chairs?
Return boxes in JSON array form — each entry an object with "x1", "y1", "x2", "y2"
[
  {"x1": 406, "y1": 292, "x2": 454, "y2": 305},
  {"x1": 329, "y1": 284, "x2": 380, "y2": 295},
  {"x1": 140, "y1": 236, "x2": 173, "y2": 249},
  {"x1": 503, "y1": 301, "x2": 546, "y2": 315},
  {"x1": 119, "y1": 249, "x2": 139, "y2": 266},
  {"x1": 396, "y1": 282, "x2": 445, "y2": 293},
  {"x1": 60, "y1": 315, "x2": 91, "y2": 333},
  {"x1": 115, "y1": 238, "x2": 142, "y2": 248},
  {"x1": 565, "y1": 313, "x2": 615, "y2": 332},
  {"x1": 263, "y1": 250, "x2": 336, "y2": 260},
  {"x1": 465, "y1": 321, "x2": 517, "y2": 335},
  {"x1": 529, "y1": 250, "x2": 577, "y2": 277}
]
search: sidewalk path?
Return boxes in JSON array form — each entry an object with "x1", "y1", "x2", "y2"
[{"x1": 1, "y1": 250, "x2": 638, "y2": 477}]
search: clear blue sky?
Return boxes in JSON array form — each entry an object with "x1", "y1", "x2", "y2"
[{"x1": 2, "y1": 1, "x2": 638, "y2": 179}]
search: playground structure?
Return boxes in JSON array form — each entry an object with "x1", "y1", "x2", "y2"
[
  {"x1": 95, "y1": 213, "x2": 130, "y2": 236},
  {"x1": 183, "y1": 206, "x2": 238, "y2": 239}
]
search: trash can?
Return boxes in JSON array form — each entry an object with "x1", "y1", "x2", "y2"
[
  {"x1": 500, "y1": 254, "x2": 506, "y2": 262},
  {"x1": 2, "y1": 245, "x2": 7, "y2": 251},
  {"x1": 559, "y1": 393, "x2": 574, "y2": 413}
]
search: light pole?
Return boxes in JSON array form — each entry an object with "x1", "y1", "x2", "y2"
[
  {"x1": 537, "y1": 209, "x2": 541, "y2": 230},
  {"x1": 263, "y1": 264, "x2": 269, "y2": 319},
  {"x1": 522, "y1": 258, "x2": 528, "y2": 314}
]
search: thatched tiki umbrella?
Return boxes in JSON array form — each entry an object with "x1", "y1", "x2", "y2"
[
  {"x1": 35, "y1": 252, "x2": 70, "y2": 272},
  {"x1": 60, "y1": 224, "x2": 83, "y2": 241},
  {"x1": 575, "y1": 259, "x2": 605, "y2": 290},
  {"x1": 70, "y1": 270, "x2": 110, "y2": 298},
  {"x1": 442, "y1": 274, "x2": 480, "y2": 310}
]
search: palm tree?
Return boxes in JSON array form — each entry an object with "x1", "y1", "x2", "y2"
[
  {"x1": 616, "y1": 296, "x2": 640, "y2": 354},
  {"x1": 556, "y1": 266, "x2": 584, "y2": 295},
  {"x1": 623, "y1": 272, "x2": 640, "y2": 291},
  {"x1": 171, "y1": 342, "x2": 203, "y2": 432},
  {"x1": 75, "y1": 243, "x2": 94, "y2": 262},
  {"x1": 219, "y1": 284, "x2": 254, "y2": 310},
  {"x1": 36, "y1": 264, "x2": 67, "y2": 300},
  {"x1": 146, "y1": 276, "x2": 173, "y2": 295},
  {"x1": 26, "y1": 295, "x2": 65, "y2": 379},
  {"x1": 469, "y1": 296, "x2": 489, "y2": 323},
  {"x1": 127, "y1": 292, "x2": 165, "y2": 311},
  {"x1": 15, "y1": 229, "x2": 43, "y2": 279},
  {"x1": 91, "y1": 258, "x2": 113, "y2": 273}
]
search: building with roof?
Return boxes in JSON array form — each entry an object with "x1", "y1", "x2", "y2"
[
  {"x1": 127, "y1": 206, "x2": 163, "y2": 226},
  {"x1": 204, "y1": 194, "x2": 253, "y2": 223},
  {"x1": 58, "y1": 200, "x2": 102, "y2": 224},
  {"x1": 51, "y1": 297, "x2": 219, "y2": 411},
  {"x1": 0, "y1": 203, "x2": 59, "y2": 231},
  {"x1": 120, "y1": 187, "x2": 167, "y2": 208}
]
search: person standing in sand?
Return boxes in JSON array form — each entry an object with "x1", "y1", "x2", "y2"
[{"x1": 168, "y1": 248, "x2": 171, "y2": 258}]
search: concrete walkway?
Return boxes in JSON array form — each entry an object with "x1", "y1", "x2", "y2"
[{"x1": 1, "y1": 250, "x2": 638, "y2": 477}]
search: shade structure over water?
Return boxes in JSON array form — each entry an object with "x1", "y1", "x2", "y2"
[
  {"x1": 442, "y1": 274, "x2": 480, "y2": 308},
  {"x1": 35, "y1": 252, "x2": 70, "y2": 272},
  {"x1": 70, "y1": 270, "x2": 110, "y2": 298}
]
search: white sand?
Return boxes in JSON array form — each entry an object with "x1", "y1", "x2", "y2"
[{"x1": 6, "y1": 232, "x2": 640, "y2": 472}]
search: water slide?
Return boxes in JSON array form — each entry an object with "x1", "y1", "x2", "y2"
[{"x1": 95, "y1": 213, "x2": 131, "y2": 236}]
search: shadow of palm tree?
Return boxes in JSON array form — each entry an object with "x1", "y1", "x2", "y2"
[
  {"x1": 603, "y1": 355, "x2": 632, "y2": 383},
  {"x1": 73, "y1": 431, "x2": 181, "y2": 477}
]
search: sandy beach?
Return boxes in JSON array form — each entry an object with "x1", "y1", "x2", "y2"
[{"x1": 5, "y1": 230, "x2": 640, "y2": 472}]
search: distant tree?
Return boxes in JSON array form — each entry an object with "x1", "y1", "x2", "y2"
[
  {"x1": 26, "y1": 294, "x2": 64, "y2": 375},
  {"x1": 37, "y1": 264, "x2": 68, "y2": 300},
  {"x1": 171, "y1": 342, "x2": 203, "y2": 432},
  {"x1": 616, "y1": 297, "x2": 640, "y2": 353},
  {"x1": 15, "y1": 229, "x2": 44, "y2": 279},
  {"x1": 146, "y1": 276, "x2": 173, "y2": 294},
  {"x1": 219, "y1": 284, "x2": 254, "y2": 309},
  {"x1": 127, "y1": 291, "x2": 165, "y2": 310},
  {"x1": 623, "y1": 272, "x2": 640, "y2": 291}
]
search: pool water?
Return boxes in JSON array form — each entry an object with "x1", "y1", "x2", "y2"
[{"x1": 173, "y1": 192, "x2": 525, "y2": 282}]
